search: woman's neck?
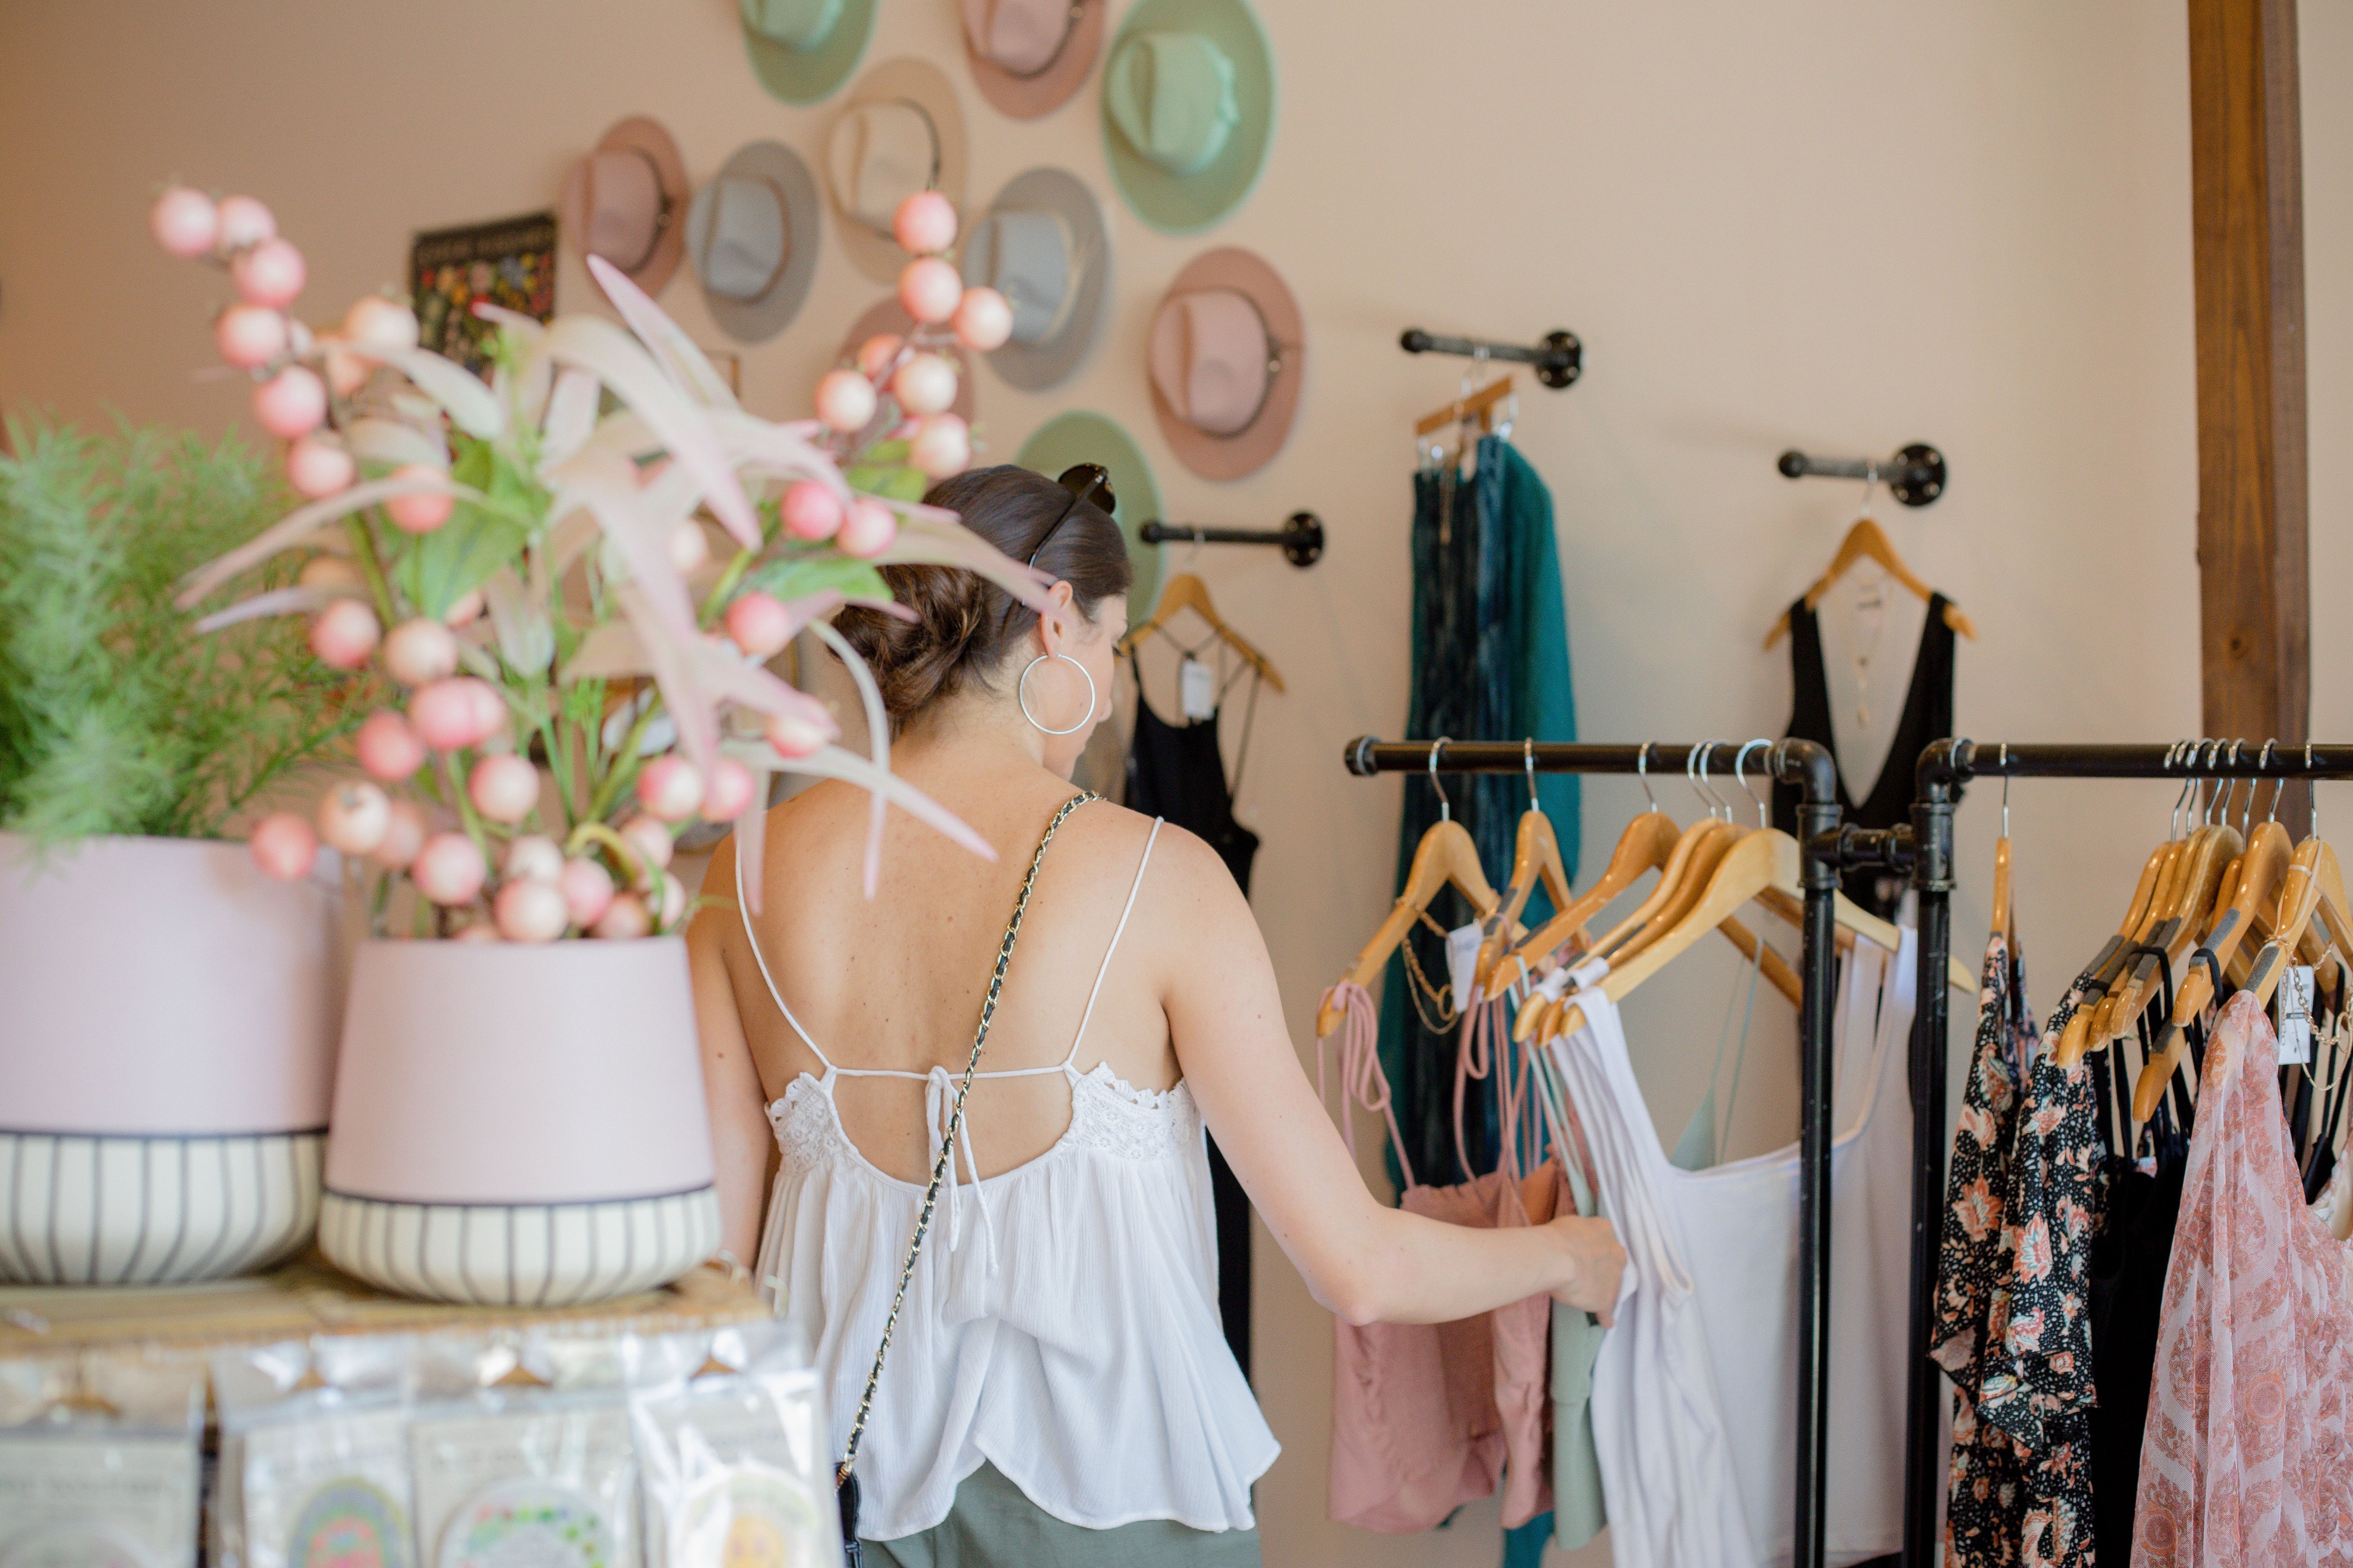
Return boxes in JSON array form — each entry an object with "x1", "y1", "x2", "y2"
[{"x1": 892, "y1": 697, "x2": 1057, "y2": 781}]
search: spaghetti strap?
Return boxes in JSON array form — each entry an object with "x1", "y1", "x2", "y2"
[
  {"x1": 1063, "y1": 819, "x2": 1163, "y2": 1069},
  {"x1": 734, "y1": 830, "x2": 837, "y2": 1072}
]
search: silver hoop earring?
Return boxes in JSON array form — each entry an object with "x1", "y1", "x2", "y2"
[{"x1": 1019, "y1": 653, "x2": 1097, "y2": 737}]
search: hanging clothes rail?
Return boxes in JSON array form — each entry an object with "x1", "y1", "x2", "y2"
[
  {"x1": 1399, "y1": 328, "x2": 1583, "y2": 389},
  {"x1": 1139, "y1": 512, "x2": 1324, "y2": 567},
  {"x1": 1834, "y1": 738, "x2": 2353, "y2": 1568},
  {"x1": 1778, "y1": 444, "x2": 1948, "y2": 506},
  {"x1": 1344, "y1": 735, "x2": 1845, "y2": 1568}
]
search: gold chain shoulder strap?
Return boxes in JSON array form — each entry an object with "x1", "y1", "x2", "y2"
[{"x1": 836, "y1": 790, "x2": 1100, "y2": 1487}]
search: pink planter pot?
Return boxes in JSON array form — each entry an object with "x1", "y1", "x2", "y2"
[
  {"x1": 0, "y1": 834, "x2": 343, "y2": 1283},
  {"x1": 318, "y1": 937, "x2": 720, "y2": 1306}
]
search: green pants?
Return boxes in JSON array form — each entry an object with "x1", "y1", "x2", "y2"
[{"x1": 862, "y1": 1463, "x2": 1262, "y2": 1568}]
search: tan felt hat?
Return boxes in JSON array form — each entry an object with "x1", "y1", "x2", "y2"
[
  {"x1": 559, "y1": 116, "x2": 690, "y2": 296},
  {"x1": 825, "y1": 58, "x2": 969, "y2": 283},
  {"x1": 961, "y1": 0, "x2": 1105, "y2": 120},
  {"x1": 1146, "y1": 246, "x2": 1302, "y2": 480}
]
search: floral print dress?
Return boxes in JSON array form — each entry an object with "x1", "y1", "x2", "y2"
[
  {"x1": 1935, "y1": 935, "x2": 2109, "y2": 1568},
  {"x1": 2132, "y1": 990, "x2": 2353, "y2": 1567}
]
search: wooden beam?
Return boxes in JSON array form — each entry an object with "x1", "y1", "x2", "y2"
[{"x1": 2189, "y1": 0, "x2": 2309, "y2": 766}]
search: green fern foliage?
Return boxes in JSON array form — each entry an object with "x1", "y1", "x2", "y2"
[{"x1": 0, "y1": 417, "x2": 356, "y2": 846}]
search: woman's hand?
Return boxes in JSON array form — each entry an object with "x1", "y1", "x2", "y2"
[{"x1": 1545, "y1": 1214, "x2": 1627, "y2": 1327}]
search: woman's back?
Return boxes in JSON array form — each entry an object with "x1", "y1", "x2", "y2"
[{"x1": 721, "y1": 754, "x2": 1179, "y2": 1184}]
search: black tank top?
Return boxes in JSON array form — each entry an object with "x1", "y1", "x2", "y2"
[
  {"x1": 1771, "y1": 591, "x2": 1955, "y2": 919},
  {"x1": 1123, "y1": 662, "x2": 1260, "y2": 1377}
]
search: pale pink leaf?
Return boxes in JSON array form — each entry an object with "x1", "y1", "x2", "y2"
[
  {"x1": 719, "y1": 739, "x2": 996, "y2": 864},
  {"x1": 340, "y1": 343, "x2": 504, "y2": 438},
  {"x1": 806, "y1": 619, "x2": 891, "y2": 897},
  {"x1": 540, "y1": 366, "x2": 601, "y2": 467},
  {"x1": 191, "y1": 583, "x2": 350, "y2": 633},
  {"x1": 541, "y1": 314, "x2": 758, "y2": 548},
  {"x1": 343, "y1": 416, "x2": 447, "y2": 469},
  {"x1": 616, "y1": 583, "x2": 718, "y2": 777},
  {"x1": 585, "y1": 254, "x2": 740, "y2": 410},
  {"x1": 176, "y1": 472, "x2": 483, "y2": 608}
]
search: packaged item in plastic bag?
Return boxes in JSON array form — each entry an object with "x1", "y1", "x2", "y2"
[
  {"x1": 212, "y1": 1335, "x2": 418, "y2": 1568},
  {"x1": 406, "y1": 1332, "x2": 639, "y2": 1568},
  {"x1": 629, "y1": 1325, "x2": 837, "y2": 1568},
  {"x1": 0, "y1": 1348, "x2": 208, "y2": 1568}
]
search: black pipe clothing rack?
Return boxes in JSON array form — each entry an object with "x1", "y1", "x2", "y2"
[
  {"x1": 1139, "y1": 512, "x2": 1324, "y2": 567},
  {"x1": 1831, "y1": 739, "x2": 2353, "y2": 1568},
  {"x1": 1344, "y1": 737, "x2": 1846, "y2": 1568},
  {"x1": 1778, "y1": 444, "x2": 1948, "y2": 507},
  {"x1": 1399, "y1": 328, "x2": 1583, "y2": 389}
]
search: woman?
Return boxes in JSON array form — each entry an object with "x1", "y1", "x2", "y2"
[{"x1": 689, "y1": 465, "x2": 1624, "y2": 1565}]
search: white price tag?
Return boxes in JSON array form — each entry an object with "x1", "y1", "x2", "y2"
[
  {"x1": 1179, "y1": 657, "x2": 1217, "y2": 720},
  {"x1": 2280, "y1": 965, "x2": 2316, "y2": 1065},
  {"x1": 1447, "y1": 922, "x2": 1484, "y2": 1011}
]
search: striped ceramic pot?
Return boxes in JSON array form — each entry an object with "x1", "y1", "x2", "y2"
[
  {"x1": 0, "y1": 834, "x2": 343, "y2": 1284},
  {"x1": 317, "y1": 938, "x2": 720, "y2": 1307}
]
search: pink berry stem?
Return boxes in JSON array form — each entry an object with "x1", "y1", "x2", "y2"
[{"x1": 437, "y1": 748, "x2": 496, "y2": 874}]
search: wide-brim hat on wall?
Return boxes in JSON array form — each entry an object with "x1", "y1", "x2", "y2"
[
  {"x1": 740, "y1": 0, "x2": 877, "y2": 105},
  {"x1": 686, "y1": 141, "x2": 821, "y2": 344},
  {"x1": 1146, "y1": 246, "x2": 1301, "y2": 480},
  {"x1": 1018, "y1": 411, "x2": 1163, "y2": 615},
  {"x1": 962, "y1": 0, "x2": 1106, "y2": 120},
  {"x1": 826, "y1": 59, "x2": 969, "y2": 282},
  {"x1": 1100, "y1": 0, "x2": 1274, "y2": 234},
  {"x1": 559, "y1": 116, "x2": 690, "y2": 295},
  {"x1": 838, "y1": 297, "x2": 977, "y2": 424},
  {"x1": 959, "y1": 168, "x2": 1112, "y2": 392}
]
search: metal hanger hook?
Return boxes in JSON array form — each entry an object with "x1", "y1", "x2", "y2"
[
  {"x1": 2262, "y1": 739, "x2": 2282, "y2": 823},
  {"x1": 1428, "y1": 737, "x2": 1451, "y2": 823},
  {"x1": 2168, "y1": 740, "x2": 2194, "y2": 836},
  {"x1": 2203, "y1": 738, "x2": 2228, "y2": 825},
  {"x1": 1999, "y1": 743, "x2": 2011, "y2": 839},
  {"x1": 1734, "y1": 739, "x2": 1769, "y2": 827},
  {"x1": 1525, "y1": 738, "x2": 1539, "y2": 812},
  {"x1": 2227, "y1": 739, "x2": 2247, "y2": 832},
  {"x1": 1637, "y1": 742, "x2": 1659, "y2": 813},
  {"x1": 1692, "y1": 742, "x2": 1730, "y2": 821},
  {"x1": 2310, "y1": 739, "x2": 2321, "y2": 839}
]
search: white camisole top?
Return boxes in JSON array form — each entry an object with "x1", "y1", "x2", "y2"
[{"x1": 738, "y1": 817, "x2": 1279, "y2": 1541}]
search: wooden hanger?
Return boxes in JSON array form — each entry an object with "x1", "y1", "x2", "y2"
[
  {"x1": 1534, "y1": 827, "x2": 1923, "y2": 1044},
  {"x1": 2096, "y1": 821, "x2": 2240, "y2": 1054},
  {"x1": 1762, "y1": 515, "x2": 1978, "y2": 650},
  {"x1": 1414, "y1": 374, "x2": 1514, "y2": 439},
  {"x1": 1116, "y1": 571, "x2": 1285, "y2": 692},
  {"x1": 2132, "y1": 819, "x2": 2292, "y2": 1097},
  {"x1": 2049, "y1": 829, "x2": 2189, "y2": 1068},
  {"x1": 1316, "y1": 800, "x2": 1504, "y2": 1039},
  {"x1": 1475, "y1": 754, "x2": 1576, "y2": 989}
]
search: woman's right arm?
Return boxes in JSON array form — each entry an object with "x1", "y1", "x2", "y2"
[
  {"x1": 1149, "y1": 829, "x2": 1625, "y2": 1327},
  {"x1": 688, "y1": 836, "x2": 778, "y2": 1269}
]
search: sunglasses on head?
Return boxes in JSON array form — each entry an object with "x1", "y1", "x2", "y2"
[{"x1": 1028, "y1": 463, "x2": 1116, "y2": 569}]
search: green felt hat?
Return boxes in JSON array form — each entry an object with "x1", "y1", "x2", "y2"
[
  {"x1": 1099, "y1": 0, "x2": 1274, "y2": 235},
  {"x1": 1017, "y1": 411, "x2": 1164, "y2": 615},
  {"x1": 740, "y1": 0, "x2": 876, "y2": 105}
]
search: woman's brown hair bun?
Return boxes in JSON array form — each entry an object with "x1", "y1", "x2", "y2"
[{"x1": 833, "y1": 465, "x2": 1132, "y2": 732}]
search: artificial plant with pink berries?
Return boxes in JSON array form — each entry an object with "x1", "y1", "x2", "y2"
[{"x1": 157, "y1": 181, "x2": 1030, "y2": 941}]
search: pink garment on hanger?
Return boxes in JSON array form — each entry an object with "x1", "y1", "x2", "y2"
[
  {"x1": 1321, "y1": 985, "x2": 1554, "y2": 1532},
  {"x1": 2132, "y1": 990, "x2": 2353, "y2": 1568}
]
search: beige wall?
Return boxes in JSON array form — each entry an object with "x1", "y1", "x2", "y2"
[{"x1": 4, "y1": 4, "x2": 2346, "y2": 1562}]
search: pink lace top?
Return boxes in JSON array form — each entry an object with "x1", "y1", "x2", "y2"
[{"x1": 2133, "y1": 990, "x2": 2353, "y2": 1567}]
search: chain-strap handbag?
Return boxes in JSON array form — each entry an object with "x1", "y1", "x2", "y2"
[{"x1": 830, "y1": 793, "x2": 1098, "y2": 1565}]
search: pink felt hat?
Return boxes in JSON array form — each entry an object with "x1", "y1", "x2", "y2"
[
  {"x1": 559, "y1": 116, "x2": 690, "y2": 295},
  {"x1": 1146, "y1": 246, "x2": 1302, "y2": 480},
  {"x1": 961, "y1": 0, "x2": 1105, "y2": 120}
]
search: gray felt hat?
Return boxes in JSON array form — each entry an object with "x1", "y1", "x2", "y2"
[
  {"x1": 685, "y1": 141, "x2": 821, "y2": 343},
  {"x1": 958, "y1": 167, "x2": 1113, "y2": 392}
]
